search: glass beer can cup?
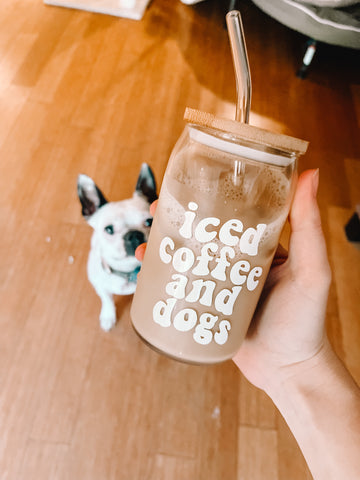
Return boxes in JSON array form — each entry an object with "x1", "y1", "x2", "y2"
[{"x1": 131, "y1": 110, "x2": 308, "y2": 364}]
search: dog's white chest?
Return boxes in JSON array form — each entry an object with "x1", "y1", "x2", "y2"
[{"x1": 87, "y1": 246, "x2": 138, "y2": 296}]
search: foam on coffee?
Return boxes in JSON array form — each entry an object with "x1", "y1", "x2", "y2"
[{"x1": 158, "y1": 144, "x2": 291, "y2": 275}]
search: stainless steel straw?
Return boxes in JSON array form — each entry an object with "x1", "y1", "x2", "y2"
[{"x1": 226, "y1": 11, "x2": 252, "y2": 124}]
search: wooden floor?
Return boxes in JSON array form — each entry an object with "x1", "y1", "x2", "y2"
[{"x1": 0, "y1": 0, "x2": 359, "y2": 478}]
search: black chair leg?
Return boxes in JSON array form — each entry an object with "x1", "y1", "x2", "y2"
[
  {"x1": 297, "y1": 39, "x2": 317, "y2": 78},
  {"x1": 228, "y1": 0, "x2": 238, "y2": 10}
]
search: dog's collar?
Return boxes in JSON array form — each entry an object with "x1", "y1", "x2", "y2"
[{"x1": 101, "y1": 258, "x2": 141, "y2": 283}]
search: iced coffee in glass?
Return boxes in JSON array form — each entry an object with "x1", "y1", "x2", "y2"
[{"x1": 131, "y1": 108, "x2": 308, "y2": 364}]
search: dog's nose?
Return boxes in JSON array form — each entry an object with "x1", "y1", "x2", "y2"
[{"x1": 123, "y1": 230, "x2": 145, "y2": 255}]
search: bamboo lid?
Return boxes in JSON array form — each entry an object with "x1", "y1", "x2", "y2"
[{"x1": 184, "y1": 108, "x2": 309, "y2": 155}]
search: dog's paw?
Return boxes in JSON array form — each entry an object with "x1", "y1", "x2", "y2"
[{"x1": 100, "y1": 314, "x2": 116, "y2": 331}]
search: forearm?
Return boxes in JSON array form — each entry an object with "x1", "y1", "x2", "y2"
[{"x1": 268, "y1": 339, "x2": 360, "y2": 480}]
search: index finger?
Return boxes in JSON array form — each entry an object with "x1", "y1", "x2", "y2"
[{"x1": 150, "y1": 199, "x2": 158, "y2": 217}]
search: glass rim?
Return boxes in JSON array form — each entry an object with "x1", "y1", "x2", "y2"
[
  {"x1": 184, "y1": 108, "x2": 309, "y2": 157},
  {"x1": 188, "y1": 126, "x2": 298, "y2": 167}
]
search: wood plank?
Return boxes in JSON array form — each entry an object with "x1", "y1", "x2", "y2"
[
  {"x1": 238, "y1": 425, "x2": 278, "y2": 480},
  {"x1": 145, "y1": 453, "x2": 197, "y2": 480},
  {"x1": 277, "y1": 414, "x2": 313, "y2": 480},
  {"x1": 344, "y1": 157, "x2": 360, "y2": 207},
  {"x1": 327, "y1": 206, "x2": 360, "y2": 382},
  {"x1": 0, "y1": 34, "x2": 37, "y2": 88},
  {"x1": 13, "y1": 8, "x2": 73, "y2": 87},
  {"x1": 239, "y1": 375, "x2": 277, "y2": 429},
  {"x1": 30, "y1": 13, "x2": 91, "y2": 104},
  {"x1": 351, "y1": 84, "x2": 360, "y2": 130},
  {"x1": 17, "y1": 440, "x2": 69, "y2": 480}
]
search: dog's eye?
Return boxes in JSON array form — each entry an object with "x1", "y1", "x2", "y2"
[
  {"x1": 104, "y1": 225, "x2": 114, "y2": 235},
  {"x1": 144, "y1": 218, "x2": 153, "y2": 227}
]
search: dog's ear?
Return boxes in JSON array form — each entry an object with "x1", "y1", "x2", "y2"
[
  {"x1": 77, "y1": 174, "x2": 108, "y2": 219},
  {"x1": 135, "y1": 163, "x2": 158, "y2": 204}
]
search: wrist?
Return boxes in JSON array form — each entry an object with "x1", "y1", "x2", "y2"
[
  {"x1": 264, "y1": 338, "x2": 360, "y2": 480},
  {"x1": 265, "y1": 337, "x2": 339, "y2": 402}
]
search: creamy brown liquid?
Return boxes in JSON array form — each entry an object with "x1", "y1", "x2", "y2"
[{"x1": 131, "y1": 139, "x2": 296, "y2": 364}]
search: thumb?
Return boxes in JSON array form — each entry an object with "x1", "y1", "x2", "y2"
[
  {"x1": 288, "y1": 169, "x2": 331, "y2": 287},
  {"x1": 135, "y1": 242, "x2": 147, "y2": 261}
]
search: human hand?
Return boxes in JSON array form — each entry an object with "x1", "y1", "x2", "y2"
[
  {"x1": 135, "y1": 171, "x2": 332, "y2": 396},
  {"x1": 232, "y1": 169, "x2": 332, "y2": 394},
  {"x1": 135, "y1": 200, "x2": 158, "y2": 261}
]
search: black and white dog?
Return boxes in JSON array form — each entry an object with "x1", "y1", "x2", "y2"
[{"x1": 77, "y1": 164, "x2": 157, "y2": 331}]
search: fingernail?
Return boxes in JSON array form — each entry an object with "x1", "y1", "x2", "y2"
[
  {"x1": 150, "y1": 200, "x2": 158, "y2": 217},
  {"x1": 312, "y1": 169, "x2": 319, "y2": 197},
  {"x1": 135, "y1": 242, "x2": 147, "y2": 261}
]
